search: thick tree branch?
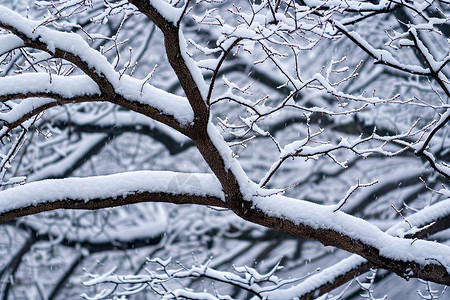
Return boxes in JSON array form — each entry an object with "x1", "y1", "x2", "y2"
[
  {"x1": 129, "y1": 0, "x2": 208, "y2": 127},
  {"x1": 273, "y1": 198, "x2": 450, "y2": 299},
  {"x1": 0, "y1": 2, "x2": 449, "y2": 296},
  {"x1": 246, "y1": 195, "x2": 450, "y2": 285},
  {"x1": 130, "y1": 0, "x2": 248, "y2": 214},
  {"x1": 118, "y1": 1, "x2": 450, "y2": 286},
  {"x1": 0, "y1": 171, "x2": 225, "y2": 224},
  {"x1": 0, "y1": 174, "x2": 449, "y2": 285},
  {"x1": 0, "y1": 6, "x2": 192, "y2": 134}
]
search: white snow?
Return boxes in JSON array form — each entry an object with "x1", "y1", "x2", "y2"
[
  {"x1": 0, "y1": 98, "x2": 55, "y2": 124},
  {"x1": 0, "y1": 35, "x2": 23, "y2": 55},
  {"x1": 178, "y1": 31, "x2": 209, "y2": 98},
  {"x1": 0, "y1": 73, "x2": 100, "y2": 98},
  {"x1": 0, "y1": 5, "x2": 195, "y2": 126},
  {"x1": 149, "y1": 0, "x2": 183, "y2": 25},
  {"x1": 270, "y1": 197, "x2": 450, "y2": 298},
  {"x1": 207, "y1": 122, "x2": 255, "y2": 199},
  {"x1": 252, "y1": 194, "x2": 450, "y2": 273},
  {"x1": 0, "y1": 171, "x2": 224, "y2": 215}
]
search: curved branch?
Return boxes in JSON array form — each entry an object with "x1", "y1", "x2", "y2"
[
  {"x1": 271, "y1": 198, "x2": 450, "y2": 299},
  {"x1": 0, "y1": 173, "x2": 449, "y2": 285},
  {"x1": 0, "y1": 94, "x2": 104, "y2": 139},
  {"x1": 0, "y1": 171, "x2": 225, "y2": 224},
  {"x1": 246, "y1": 195, "x2": 450, "y2": 285},
  {"x1": 0, "y1": 6, "x2": 193, "y2": 133},
  {"x1": 0, "y1": 34, "x2": 23, "y2": 56},
  {"x1": 0, "y1": 81, "x2": 191, "y2": 138},
  {"x1": 206, "y1": 38, "x2": 243, "y2": 105}
]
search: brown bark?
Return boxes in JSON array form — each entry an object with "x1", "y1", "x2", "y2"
[{"x1": 0, "y1": 191, "x2": 225, "y2": 224}]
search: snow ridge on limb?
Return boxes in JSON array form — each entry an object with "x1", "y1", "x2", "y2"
[
  {"x1": 0, "y1": 35, "x2": 23, "y2": 55},
  {"x1": 127, "y1": 0, "x2": 450, "y2": 287},
  {"x1": 0, "y1": 171, "x2": 225, "y2": 223},
  {"x1": 246, "y1": 194, "x2": 450, "y2": 286},
  {"x1": 0, "y1": 74, "x2": 103, "y2": 136},
  {"x1": 265, "y1": 198, "x2": 450, "y2": 299},
  {"x1": 0, "y1": 5, "x2": 194, "y2": 130},
  {"x1": 0, "y1": 172, "x2": 448, "y2": 285},
  {"x1": 0, "y1": 74, "x2": 100, "y2": 99},
  {"x1": 69, "y1": 194, "x2": 450, "y2": 299}
]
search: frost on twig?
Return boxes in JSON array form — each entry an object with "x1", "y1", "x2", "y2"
[{"x1": 81, "y1": 257, "x2": 304, "y2": 300}]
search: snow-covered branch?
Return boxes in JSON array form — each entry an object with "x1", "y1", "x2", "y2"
[
  {"x1": 0, "y1": 1, "x2": 449, "y2": 298},
  {"x1": 81, "y1": 258, "x2": 287, "y2": 299},
  {"x1": 0, "y1": 171, "x2": 225, "y2": 223},
  {"x1": 268, "y1": 197, "x2": 450, "y2": 299},
  {"x1": 1, "y1": 171, "x2": 448, "y2": 285},
  {"x1": 0, "y1": 5, "x2": 194, "y2": 132}
]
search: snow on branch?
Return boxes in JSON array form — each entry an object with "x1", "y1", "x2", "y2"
[
  {"x1": 250, "y1": 193, "x2": 450, "y2": 285},
  {"x1": 0, "y1": 74, "x2": 103, "y2": 138},
  {"x1": 0, "y1": 171, "x2": 225, "y2": 223},
  {"x1": 81, "y1": 257, "x2": 296, "y2": 300},
  {"x1": 268, "y1": 197, "x2": 450, "y2": 299},
  {"x1": 0, "y1": 34, "x2": 24, "y2": 56},
  {"x1": 0, "y1": 74, "x2": 100, "y2": 100},
  {"x1": 0, "y1": 1, "x2": 448, "y2": 298},
  {"x1": 1, "y1": 169, "x2": 448, "y2": 285},
  {"x1": 78, "y1": 196, "x2": 450, "y2": 299},
  {"x1": 0, "y1": 5, "x2": 195, "y2": 128}
]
